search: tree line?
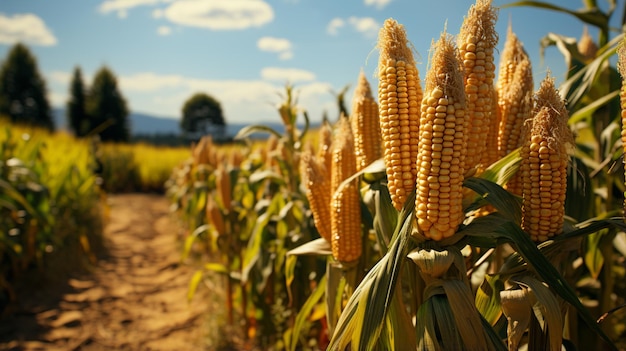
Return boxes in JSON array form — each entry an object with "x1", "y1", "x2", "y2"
[{"x1": 0, "y1": 43, "x2": 227, "y2": 142}]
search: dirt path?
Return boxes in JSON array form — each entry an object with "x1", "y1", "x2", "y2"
[{"x1": 0, "y1": 194, "x2": 209, "y2": 351}]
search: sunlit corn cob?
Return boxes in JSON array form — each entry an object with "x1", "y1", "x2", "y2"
[
  {"x1": 377, "y1": 18, "x2": 422, "y2": 211},
  {"x1": 499, "y1": 57, "x2": 533, "y2": 196},
  {"x1": 415, "y1": 33, "x2": 467, "y2": 241},
  {"x1": 482, "y1": 86, "x2": 501, "y2": 167},
  {"x1": 215, "y1": 164, "x2": 232, "y2": 212},
  {"x1": 498, "y1": 56, "x2": 533, "y2": 158},
  {"x1": 496, "y1": 23, "x2": 526, "y2": 94},
  {"x1": 617, "y1": 39, "x2": 626, "y2": 219},
  {"x1": 330, "y1": 118, "x2": 362, "y2": 263},
  {"x1": 206, "y1": 195, "x2": 225, "y2": 236},
  {"x1": 351, "y1": 70, "x2": 383, "y2": 172},
  {"x1": 458, "y1": 0, "x2": 498, "y2": 171},
  {"x1": 317, "y1": 120, "x2": 333, "y2": 177},
  {"x1": 192, "y1": 135, "x2": 216, "y2": 166},
  {"x1": 520, "y1": 76, "x2": 572, "y2": 242},
  {"x1": 300, "y1": 151, "x2": 332, "y2": 243},
  {"x1": 578, "y1": 26, "x2": 598, "y2": 62}
]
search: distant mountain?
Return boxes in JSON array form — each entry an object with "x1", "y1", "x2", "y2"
[{"x1": 51, "y1": 108, "x2": 298, "y2": 139}]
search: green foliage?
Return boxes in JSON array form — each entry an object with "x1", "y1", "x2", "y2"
[
  {"x1": 67, "y1": 66, "x2": 89, "y2": 137},
  {"x1": 86, "y1": 66, "x2": 130, "y2": 142},
  {"x1": 0, "y1": 43, "x2": 53, "y2": 131},
  {"x1": 0, "y1": 124, "x2": 103, "y2": 311}
]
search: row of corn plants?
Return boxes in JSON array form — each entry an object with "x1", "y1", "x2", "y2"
[
  {"x1": 99, "y1": 142, "x2": 191, "y2": 193},
  {"x1": 0, "y1": 121, "x2": 104, "y2": 312},
  {"x1": 168, "y1": 0, "x2": 626, "y2": 349}
]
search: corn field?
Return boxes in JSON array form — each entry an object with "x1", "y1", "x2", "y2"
[{"x1": 168, "y1": 0, "x2": 626, "y2": 350}]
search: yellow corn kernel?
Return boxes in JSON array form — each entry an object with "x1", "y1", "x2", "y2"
[
  {"x1": 520, "y1": 76, "x2": 572, "y2": 242},
  {"x1": 330, "y1": 118, "x2": 362, "y2": 263},
  {"x1": 377, "y1": 18, "x2": 422, "y2": 211},
  {"x1": 415, "y1": 32, "x2": 467, "y2": 241},
  {"x1": 300, "y1": 151, "x2": 332, "y2": 243},
  {"x1": 351, "y1": 69, "x2": 383, "y2": 172},
  {"x1": 458, "y1": 0, "x2": 498, "y2": 171}
]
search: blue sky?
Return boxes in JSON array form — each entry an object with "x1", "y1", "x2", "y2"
[{"x1": 0, "y1": 0, "x2": 615, "y2": 126}]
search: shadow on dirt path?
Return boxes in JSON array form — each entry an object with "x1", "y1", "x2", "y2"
[{"x1": 0, "y1": 193, "x2": 208, "y2": 351}]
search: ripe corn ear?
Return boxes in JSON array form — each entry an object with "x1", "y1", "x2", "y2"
[
  {"x1": 330, "y1": 118, "x2": 362, "y2": 263},
  {"x1": 317, "y1": 120, "x2": 333, "y2": 178},
  {"x1": 520, "y1": 76, "x2": 572, "y2": 242},
  {"x1": 300, "y1": 151, "x2": 332, "y2": 243},
  {"x1": 351, "y1": 70, "x2": 383, "y2": 172},
  {"x1": 415, "y1": 33, "x2": 467, "y2": 241},
  {"x1": 458, "y1": 0, "x2": 498, "y2": 171},
  {"x1": 206, "y1": 196, "x2": 225, "y2": 236},
  {"x1": 377, "y1": 18, "x2": 422, "y2": 211},
  {"x1": 578, "y1": 26, "x2": 598, "y2": 62}
]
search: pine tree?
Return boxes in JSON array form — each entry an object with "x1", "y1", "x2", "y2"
[
  {"x1": 0, "y1": 43, "x2": 54, "y2": 130},
  {"x1": 67, "y1": 66, "x2": 89, "y2": 137},
  {"x1": 86, "y1": 66, "x2": 130, "y2": 142}
]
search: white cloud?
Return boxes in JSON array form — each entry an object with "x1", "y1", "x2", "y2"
[
  {"x1": 364, "y1": 0, "x2": 392, "y2": 10},
  {"x1": 157, "y1": 25, "x2": 172, "y2": 36},
  {"x1": 47, "y1": 70, "x2": 335, "y2": 123},
  {"x1": 162, "y1": 0, "x2": 274, "y2": 30},
  {"x1": 257, "y1": 36, "x2": 293, "y2": 60},
  {"x1": 328, "y1": 16, "x2": 379, "y2": 38},
  {"x1": 260, "y1": 67, "x2": 315, "y2": 82},
  {"x1": 327, "y1": 18, "x2": 345, "y2": 36},
  {"x1": 347, "y1": 17, "x2": 380, "y2": 38},
  {"x1": 0, "y1": 13, "x2": 57, "y2": 46},
  {"x1": 99, "y1": 0, "x2": 164, "y2": 17}
]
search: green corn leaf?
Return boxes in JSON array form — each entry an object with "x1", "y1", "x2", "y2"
[
  {"x1": 475, "y1": 274, "x2": 504, "y2": 326},
  {"x1": 328, "y1": 193, "x2": 415, "y2": 350},
  {"x1": 569, "y1": 90, "x2": 620, "y2": 125},
  {"x1": 286, "y1": 238, "x2": 332, "y2": 257},
  {"x1": 187, "y1": 270, "x2": 204, "y2": 302},
  {"x1": 234, "y1": 124, "x2": 282, "y2": 140},
  {"x1": 288, "y1": 274, "x2": 327, "y2": 351},
  {"x1": 513, "y1": 275, "x2": 564, "y2": 351},
  {"x1": 584, "y1": 230, "x2": 605, "y2": 279},
  {"x1": 463, "y1": 177, "x2": 522, "y2": 224},
  {"x1": 495, "y1": 221, "x2": 617, "y2": 350},
  {"x1": 503, "y1": 1, "x2": 609, "y2": 29}
]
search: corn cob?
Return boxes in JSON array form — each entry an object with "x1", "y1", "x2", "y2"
[
  {"x1": 300, "y1": 151, "x2": 332, "y2": 243},
  {"x1": 617, "y1": 39, "x2": 626, "y2": 219},
  {"x1": 317, "y1": 120, "x2": 333, "y2": 177},
  {"x1": 458, "y1": 0, "x2": 498, "y2": 171},
  {"x1": 498, "y1": 56, "x2": 533, "y2": 158},
  {"x1": 330, "y1": 118, "x2": 362, "y2": 263},
  {"x1": 496, "y1": 23, "x2": 526, "y2": 95},
  {"x1": 377, "y1": 18, "x2": 422, "y2": 211},
  {"x1": 415, "y1": 33, "x2": 467, "y2": 241},
  {"x1": 206, "y1": 195, "x2": 225, "y2": 236},
  {"x1": 215, "y1": 164, "x2": 232, "y2": 212},
  {"x1": 351, "y1": 70, "x2": 383, "y2": 172},
  {"x1": 192, "y1": 135, "x2": 215, "y2": 166},
  {"x1": 578, "y1": 26, "x2": 598, "y2": 62},
  {"x1": 482, "y1": 86, "x2": 501, "y2": 167},
  {"x1": 520, "y1": 75, "x2": 572, "y2": 242}
]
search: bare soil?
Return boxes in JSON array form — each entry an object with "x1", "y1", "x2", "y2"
[{"x1": 0, "y1": 193, "x2": 210, "y2": 351}]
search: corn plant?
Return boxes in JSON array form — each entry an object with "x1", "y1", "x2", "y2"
[{"x1": 0, "y1": 124, "x2": 103, "y2": 312}]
